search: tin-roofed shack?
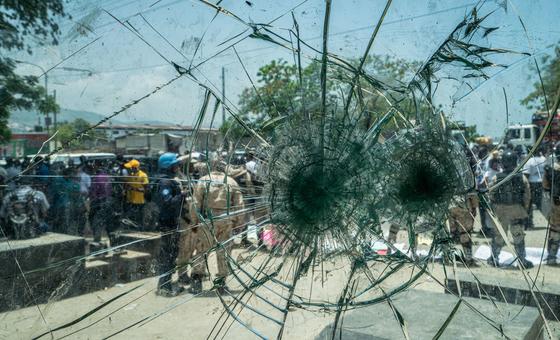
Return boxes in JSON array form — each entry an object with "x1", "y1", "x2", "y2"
[{"x1": 95, "y1": 124, "x2": 222, "y2": 153}]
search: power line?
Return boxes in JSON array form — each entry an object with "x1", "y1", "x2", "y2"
[{"x1": 62, "y1": 4, "x2": 485, "y2": 76}]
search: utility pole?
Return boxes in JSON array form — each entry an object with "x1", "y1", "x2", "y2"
[
  {"x1": 221, "y1": 67, "x2": 226, "y2": 124},
  {"x1": 53, "y1": 89, "x2": 58, "y2": 149},
  {"x1": 53, "y1": 89, "x2": 57, "y2": 131},
  {"x1": 41, "y1": 74, "x2": 48, "y2": 128}
]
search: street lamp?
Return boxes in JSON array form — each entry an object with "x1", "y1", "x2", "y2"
[
  {"x1": 14, "y1": 59, "x2": 47, "y2": 91},
  {"x1": 14, "y1": 60, "x2": 48, "y2": 129},
  {"x1": 60, "y1": 67, "x2": 93, "y2": 76},
  {"x1": 14, "y1": 61, "x2": 95, "y2": 132}
]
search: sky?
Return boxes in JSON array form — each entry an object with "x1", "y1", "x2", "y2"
[{"x1": 9, "y1": 0, "x2": 560, "y2": 138}]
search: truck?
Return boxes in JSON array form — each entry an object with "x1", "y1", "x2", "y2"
[{"x1": 504, "y1": 111, "x2": 560, "y2": 147}]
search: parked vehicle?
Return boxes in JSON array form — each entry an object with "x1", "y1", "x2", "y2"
[
  {"x1": 49, "y1": 153, "x2": 116, "y2": 166},
  {"x1": 505, "y1": 110, "x2": 560, "y2": 147}
]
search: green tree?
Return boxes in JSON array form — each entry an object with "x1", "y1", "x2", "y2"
[
  {"x1": 227, "y1": 59, "x2": 326, "y2": 139},
  {"x1": 521, "y1": 45, "x2": 560, "y2": 111},
  {"x1": 57, "y1": 118, "x2": 103, "y2": 149},
  {"x1": 226, "y1": 55, "x2": 424, "y2": 139},
  {"x1": 238, "y1": 59, "x2": 298, "y2": 122},
  {"x1": 36, "y1": 90, "x2": 60, "y2": 123},
  {"x1": 0, "y1": 1, "x2": 66, "y2": 142},
  {"x1": 339, "y1": 55, "x2": 425, "y2": 130}
]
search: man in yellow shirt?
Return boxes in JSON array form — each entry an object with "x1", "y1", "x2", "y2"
[{"x1": 124, "y1": 159, "x2": 149, "y2": 229}]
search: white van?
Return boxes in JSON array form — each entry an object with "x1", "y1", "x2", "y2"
[
  {"x1": 49, "y1": 153, "x2": 116, "y2": 166},
  {"x1": 505, "y1": 124, "x2": 539, "y2": 147}
]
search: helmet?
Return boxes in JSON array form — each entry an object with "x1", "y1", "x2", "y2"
[
  {"x1": 158, "y1": 153, "x2": 180, "y2": 170},
  {"x1": 124, "y1": 159, "x2": 140, "y2": 169},
  {"x1": 501, "y1": 149, "x2": 518, "y2": 172}
]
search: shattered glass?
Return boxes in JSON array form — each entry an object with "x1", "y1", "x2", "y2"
[{"x1": 2, "y1": 0, "x2": 560, "y2": 339}]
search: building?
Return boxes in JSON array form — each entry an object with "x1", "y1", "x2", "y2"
[
  {"x1": 2, "y1": 132, "x2": 49, "y2": 157},
  {"x1": 94, "y1": 123, "x2": 223, "y2": 152}
]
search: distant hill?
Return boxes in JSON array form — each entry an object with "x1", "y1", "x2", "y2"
[{"x1": 8, "y1": 108, "x2": 174, "y2": 132}]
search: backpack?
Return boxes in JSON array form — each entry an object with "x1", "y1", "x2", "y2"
[
  {"x1": 492, "y1": 172, "x2": 525, "y2": 205},
  {"x1": 6, "y1": 190, "x2": 40, "y2": 239}
]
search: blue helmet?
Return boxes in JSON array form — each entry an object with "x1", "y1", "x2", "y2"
[{"x1": 158, "y1": 152, "x2": 180, "y2": 170}]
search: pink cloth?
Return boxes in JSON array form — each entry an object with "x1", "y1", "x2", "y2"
[{"x1": 262, "y1": 226, "x2": 280, "y2": 247}]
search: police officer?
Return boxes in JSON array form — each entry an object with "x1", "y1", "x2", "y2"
[
  {"x1": 543, "y1": 145, "x2": 560, "y2": 265},
  {"x1": 174, "y1": 156, "x2": 197, "y2": 285},
  {"x1": 189, "y1": 158, "x2": 245, "y2": 295},
  {"x1": 448, "y1": 191, "x2": 479, "y2": 265},
  {"x1": 155, "y1": 153, "x2": 187, "y2": 297},
  {"x1": 228, "y1": 165, "x2": 255, "y2": 247},
  {"x1": 487, "y1": 149, "x2": 533, "y2": 268}
]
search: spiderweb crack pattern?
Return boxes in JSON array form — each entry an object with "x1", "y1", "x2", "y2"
[{"x1": 3, "y1": 1, "x2": 560, "y2": 339}]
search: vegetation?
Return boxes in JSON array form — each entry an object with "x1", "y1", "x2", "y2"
[
  {"x1": 521, "y1": 44, "x2": 560, "y2": 111},
  {"x1": 223, "y1": 55, "x2": 428, "y2": 139},
  {"x1": 57, "y1": 118, "x2": 105, "y2": 149},
  {"x1": 0, "y1": 0, "x2": 66, "y2": 142}
]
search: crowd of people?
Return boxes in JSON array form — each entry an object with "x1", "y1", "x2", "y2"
[
  {"x1": 2, "y1": 140, "x2": 560, "y2": 297},
  {"x1": 0, "y1": 150, "x2": 264, "y2": 297},
  {"x1": 0, "y1": 155, "x2": 154, "y2": 242},
  {"x1": 445, "y1": 142, "x2": 558, "y2": 268}
]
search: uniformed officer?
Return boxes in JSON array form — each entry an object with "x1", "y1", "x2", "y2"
[
  {"x1": 487, "y1": 149, "x2": 533, "y2": 268},
  {"x1": 228, "y1": 165, "x2": 255, "y2": 247},
  {"x1": 448, "y1": 191, "x2": 479, "y2": 265},
  {"x1": 189, "y1": 158, "x2": 245, "y2": 295},
  {"x1": 543, "y1": 145, "x2": 560, "y2": 265},
  {"x1": 173, "y1": 157, "x2": 196, "y2": 285},
  {"x1": 155, "y1": 153, "x2": 187, "y2": 297},
  {"x1": 175, "y1": 158, "x2": 218, "y2": 288}
]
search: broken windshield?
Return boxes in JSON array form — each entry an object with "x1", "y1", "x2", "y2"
[{"x1": 1, "y1": 1, "x2": 560, "y2": 339}]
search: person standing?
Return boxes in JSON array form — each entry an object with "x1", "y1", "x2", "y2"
[
  {"x1": 35, "y1": 156, "x2": 50, "y2": 193},
  {"x1": 487, "y1": 150, "x2": 533, "y2": 268},
  {"x1": 189, "y1": 159, "x2": 245, "y2": 295},
  {"x1": 51, "y1": 166, "x2": 81, "y2": 235},
  {"x1": 5, "y1": 158, "x2": 21, "y2": 191},
  {"x1": 124, "y1": 159, "x2": 149, "y2": 229},
  {"x1": 78, "y1": 163, "x2": 92, "y2": 197},
  {"x1": 155, "y1": 153, "x2": 186, "y2": 297},
  {"x1": 245, "y1": 151, "x2": 267, "y2": 244},
  {"x1": 228, "y1": 165, "x2": 254, "y2": 247},
  {"x1": 478, "y1": 158, "x2": 501, "y2": 236},
  {"x1": 173, "y1": 157, "x2": 196, "y2": 285},
  {"x1": 89, "y1": 161, "x2": 117, "y2": 250},
  {"x1": 523, "y1": 150, "x2": 546, "y2": 229},
  {"x1": 543, "y1": 146, "x2": 560, "y2": 265},
  {"x1": 448, "y1": 191, "x2": 479, "y2": 265},
  {"x1": 110, "y1": 157, "x2": 128, "y2": 228},
  {"x1": 70, "y1": 165, "x2": 87, "y2": 235},
  {"x1": 77, "y1": 163, "x2": 91, "y2": 234},
  {"x1": 245, "y1": 151, "x2": 258, "y2": 177}
]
